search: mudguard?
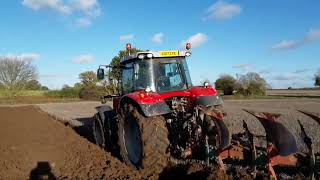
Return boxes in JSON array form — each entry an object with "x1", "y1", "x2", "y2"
[
  {"x1": 244, "y1": 109, "x2": 298, "y2": 156},
  {"x1": 139, "y1": 101, "x2": 171, "y2": 117},
  {"x1": 195, "y1": 95, "x2": 223, "y2": 107}
]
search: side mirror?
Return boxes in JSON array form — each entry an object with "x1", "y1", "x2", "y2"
[{"x1": 97, "y1": 68, "x2": 105, "y2": 80}]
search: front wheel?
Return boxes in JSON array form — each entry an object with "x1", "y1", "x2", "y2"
[
  {"x1": 118, "y1": 104, "x2": 169, "y2": 176},
  {"x1": 93, "y1": 114, "x2": 105, "y2": 148}
]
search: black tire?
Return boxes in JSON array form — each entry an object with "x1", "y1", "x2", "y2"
[
  {"x1": 93, "y1": 113, "x2": 105, "y2": 149},
  {"x1": 118, "y1": 103, "x2": 169, "y2": 176}
]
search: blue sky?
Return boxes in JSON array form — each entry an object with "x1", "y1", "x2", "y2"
[{"x1": 0, "y1": 0, "x2": 319, "y2": 89}]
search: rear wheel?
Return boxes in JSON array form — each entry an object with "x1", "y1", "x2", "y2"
[{"x1": 118, "y1": 103, "x2": 169, "y2": 176}]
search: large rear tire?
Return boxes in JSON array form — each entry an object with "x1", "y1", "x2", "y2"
[{"x1": 118, "y1": 103, "x2": 169, "y2": 176}]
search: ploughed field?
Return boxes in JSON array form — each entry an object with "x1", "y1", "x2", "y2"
[
  {"x1": 267, "y1": 89, "x2": 320, "y2": 97},
  {"x1": 0, "y1": 99, "x2": 320, "y2": 179}
]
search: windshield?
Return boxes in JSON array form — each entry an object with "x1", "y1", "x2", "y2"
[
  {"x1": 153, "y1": 57, "x2": 192, "y2": 92},
  {"x1": 122, "y1": 57, "x2": 192, "y2": 94}
]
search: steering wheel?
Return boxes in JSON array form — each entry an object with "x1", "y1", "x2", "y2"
[{"x1": 157, "y1": 76, "x2": 168, "y2": 89}]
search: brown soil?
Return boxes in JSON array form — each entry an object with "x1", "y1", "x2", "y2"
[
  {"x1": 0, "y1": 105, "x2": 224, "y2": 179},
  {"x1": 0, "y1": 106, "x2": 141, "y2": 179},
  {"x1": 1, "y1": 99, "x2": 320, "y2": 179},
  {"x1": 0, "y1": 96, "x2": 81, "y2": 105}
]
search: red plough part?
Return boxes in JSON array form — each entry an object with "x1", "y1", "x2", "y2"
[{"x1": 217, "y1": 109, "x2": 320, "y2": 179}]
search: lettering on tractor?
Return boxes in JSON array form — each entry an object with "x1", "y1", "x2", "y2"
[{"x1": 92, "y1": 43, "x2": 320, "y2": 179}]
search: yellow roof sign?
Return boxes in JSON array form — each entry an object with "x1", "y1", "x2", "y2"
[{"x1": 159, "y1": 50, "x2": 179, "y2": 57}]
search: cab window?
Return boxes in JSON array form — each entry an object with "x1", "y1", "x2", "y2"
[{"x1": 122, "y1": 63, "x2": 134, "y2": 94}]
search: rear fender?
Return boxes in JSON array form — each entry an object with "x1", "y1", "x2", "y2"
[{"x1": 120, "y1": 96, "x2": 171, "y2": 117}]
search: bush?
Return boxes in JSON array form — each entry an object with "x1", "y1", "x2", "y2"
[
  {"x1": 215, "y1": 75, "x2": 236, "y2": 95},
  {"x1": 79, "y1": 85, "x2": 105, "y2": 100},
  {"x1": 235, "y1": 72, "x2": 267, "y2": 96},
  {"x1": 45, "y1": 87, "x2": 80, "y2": 98},
  {"x1": 315, "y1": 70, "x2": 320, "y2": 87}
]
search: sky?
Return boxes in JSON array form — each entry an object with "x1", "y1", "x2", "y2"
[{"x1": 0, "y1": 0, "x2": 319, "y2": 89}]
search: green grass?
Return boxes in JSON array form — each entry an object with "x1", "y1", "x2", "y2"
[
  {"x1": 44, "y1": 89, "x2": 79, "y2": 98},
  {"x1": 0, "y1": 90, "x2": 48, "y2": 97}
]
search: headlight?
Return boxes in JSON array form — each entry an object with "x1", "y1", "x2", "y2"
[
  {"x1": 147, "y1": 53, "x2": 153, "y2": 58},
  {"x1": 138, "y1": 54, "x2": 145, "y2": 59},
  {"x1": 145, "y1": 86, "x2": 152, "y2": 93}
]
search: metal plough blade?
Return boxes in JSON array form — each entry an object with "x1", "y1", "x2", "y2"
[
  {"x1": 243, "y1": 109, "x2": 298, "y2": 156},
  {"x1": 203, "y1": 107, "x2": 231, "y2": 151},
  {"x1": 297, "y1": 109, "x2": 320, "y2": 125},
  {"x1": 214, "y1": 119, "x2": 231, "y2": 151}
]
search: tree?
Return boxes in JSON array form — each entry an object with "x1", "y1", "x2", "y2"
[
  {"x1": 25, "y1": 80, "x2": 41, "y2": 90},
  {"x1": 315, "y1": 69, "x2": 320, "y2": 87},
  {"x1": 235, "y1": 72, "x2": 267, "y2": 96},
  {"x1": 79, "y1": 71, "x2": 97, "y2": 86},
  {"x1": 40, "y1": 86, "x2": 49, "y2": 90},
  {"x1": 215, "y1": 74, "x2": 236, "y2": 95},
  {"x1": 105, "y1": 48, "x2": 143, "y2": 94},
  {"x1": 0, "y1": 57, "x2": 38, "y2": 96}
]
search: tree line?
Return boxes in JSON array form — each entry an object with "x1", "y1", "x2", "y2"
[
  {"x1": 1, "y1": 52, "x2": 320, "y2": 98},
  {"x1": 214, "y1": 73, "x2": 268, "y2": 96}
]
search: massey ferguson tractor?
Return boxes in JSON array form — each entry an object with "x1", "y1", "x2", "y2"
[{"x1": 93, "y1": 43, "x2": 320, "y2": 179}]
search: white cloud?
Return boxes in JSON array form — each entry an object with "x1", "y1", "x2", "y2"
[
  {"x1": 75, "y1": 17, "x2": 92, "y2": 28},
  {"x1": 72, "y1": 54, "x2": 95, "y2": 64},
  {"x1": 120, "y1": 34, "x2": 135, "y2": 41},
  {"x1": 71, "y1": 0, "x2": 101, "y2": 17},
  {"x1": 22, "y1": 0, "x2": 71, "y2": 14},
  {"x1": 204, "y1": 1, "x2": 241, "y2": 21},
  {"x1": 151, "y1": 32, "x2": 164, "y2": 44},
  {"x1": 271, "y1": 40, "x2": 300, "y2": 50},
  {"x1": 180, "y1": 33, "x2": 208, "y2": 48},
  {"x1": 272, "y1": 27, "x2": 320, "y2": 51},
  {"x1": 22, "y1": 0, "x2": 101, "y2": 28},
  {"x1": 232, "y1": 64, "x2": 251, "y2": 71},
  {"x1": 1, "y1": 53, "x2": 41, "y2": 61}
]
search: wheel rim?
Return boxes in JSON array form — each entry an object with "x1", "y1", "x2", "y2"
[
  {"x1": 123, "y1": 114, "x2": 142, "y2": 165},
  {"x1": 94, "y1": 120, "x2": 104, "y2": 146}
]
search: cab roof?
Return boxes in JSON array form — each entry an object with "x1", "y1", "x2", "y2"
[{"x1": 120, "y1": 50, "x2": 190, "y2": 64}]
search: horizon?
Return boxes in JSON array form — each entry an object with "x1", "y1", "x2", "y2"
[{"x1": 0, "y1": 0, "x2": 319, "y2": 89}]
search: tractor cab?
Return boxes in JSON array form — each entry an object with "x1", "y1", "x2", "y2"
[
  {"x1": 97, "y1": 43, "x2": 193, "y2": 95},
  {"x1": 119, "y1": 49, "x2": 193, "y2": 94}
]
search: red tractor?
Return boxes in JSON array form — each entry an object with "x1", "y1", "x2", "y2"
[
  {"x1": 93, "y1": 43, "x2": 230, "y2": 176},
  {"x1": 93, "y1": 44, "x2": 320, "y2": 179}
]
